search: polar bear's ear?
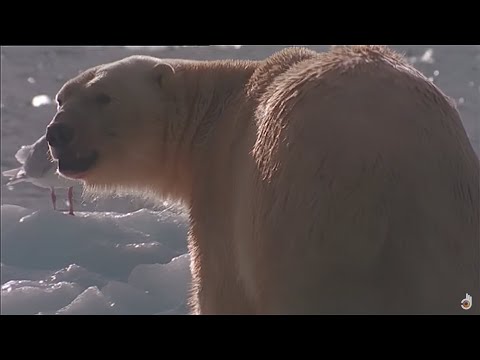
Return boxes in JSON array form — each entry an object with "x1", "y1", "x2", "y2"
[{"x1": 153, "y1": 62, "x2": 175, "y2": 87}]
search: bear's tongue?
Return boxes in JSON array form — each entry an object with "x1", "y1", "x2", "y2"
[{"x1": 58, "y1": 151, "x2": 98, "y2": 174}]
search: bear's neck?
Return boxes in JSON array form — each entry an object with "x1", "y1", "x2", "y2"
[
  {"x1": 181, "y1": 60, "x2": 259, "y2": 142},
  {"x1": 166, "y1": 60, "x2": 259, "y2": 203},
  {"x1": 176, "y1": 60, "x2": 261, "y2": 313}
]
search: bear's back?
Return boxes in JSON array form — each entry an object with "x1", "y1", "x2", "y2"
[{"x1": 244, "y1": 46, "x2": 479, "y2": 314}]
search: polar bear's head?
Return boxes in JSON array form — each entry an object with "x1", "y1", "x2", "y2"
[{"x1": 46, "y1": 56, "x2": 185, "y2": 197}]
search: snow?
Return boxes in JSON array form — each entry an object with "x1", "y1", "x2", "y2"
[
  {"x1": 0, "y1": 204, "x2": 191, "y2": 315},
  {"x1": 128, "y1": 254, "x2": 191, "y2": 311},
  {"x1": 55, "y1": 286, "x2": 115, "y2": 315},
  {"x1": 2, "y1": 280, "x2": 82, "y2": 315},
  {"x1": 31, "y1": 94, "x2": 53, "y2": 107}
]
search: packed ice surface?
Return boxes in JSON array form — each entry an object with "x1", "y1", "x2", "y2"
[{"x1": 0, "y1": 204, "x2": 191, "y2": 315}]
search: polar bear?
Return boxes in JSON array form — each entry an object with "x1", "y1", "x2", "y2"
[{"x1": 46, "y1": 46, "x2": 479, "y2": 314}]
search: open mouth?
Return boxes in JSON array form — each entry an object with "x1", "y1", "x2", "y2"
[{"x1": 57, "y1": 150, "x2": 99, "y2": 178}]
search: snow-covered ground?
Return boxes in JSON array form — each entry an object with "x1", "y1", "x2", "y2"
[{"x1": 1, "y1": 204, "x2": 191, "y2": 315}]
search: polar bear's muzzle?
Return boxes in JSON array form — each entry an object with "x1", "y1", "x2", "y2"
[
  {"x1": 46, "y1": 122, "x2": 99, "y2": 179},
  {"x1": 55, "y1": 150, "x2": 99, "y2": 179},
  {"x1": 48, "y1": 144, "x2": 99, "y2": 180}
]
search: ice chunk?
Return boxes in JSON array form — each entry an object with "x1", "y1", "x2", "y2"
[
  {"x1": 56, "y1": 286, "x2": 116, "y2": 315},
  {"x1": 32, "y1": 94, "x2": 52, "y2": 107},
  {"x1": 102, "y1": 281, "x2": 159, "y2": 314},
  {"x1": 48, "y1": 264, "x2": 109, "y2": 289},
  {"x1": 0, "y1": 205, "x2": 35, "y2": 235},
  {"x1": 1, "y1": 280, "x2": 82, "y2": 315},
  {"x1": 1, "y1": 263, "x2": 53, "y2": 285},
  {"x1": 109, "y1": 208, "x2": 189, "y2": 252},
  {"x1": 155, "y1": 301, "x2": 190, "y2": 315},
  {"x1": 0, "y1": 204, "x2": 191, "y2": 314},
  {"x1": 420, "y1": 48, "x2": 434, "y2": 64},
  {"x1": 2, "y1": 208, "x2": 177, "y2": 277},
  {"x1": 128, "y1": 254, "x2": 191, "y2": 311}
]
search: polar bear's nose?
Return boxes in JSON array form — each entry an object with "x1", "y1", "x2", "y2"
[{"x1": 46, "y1": 123, "x2": 75, "y2": 148}]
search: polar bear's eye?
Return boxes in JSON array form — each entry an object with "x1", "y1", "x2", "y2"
[{"x1": 95, "y1": 93, "x2": 111, "y2": 105}]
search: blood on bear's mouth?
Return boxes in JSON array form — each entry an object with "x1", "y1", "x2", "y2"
[{"x1": 57, "y1": 150, "x2": 99, "y2": 179}]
